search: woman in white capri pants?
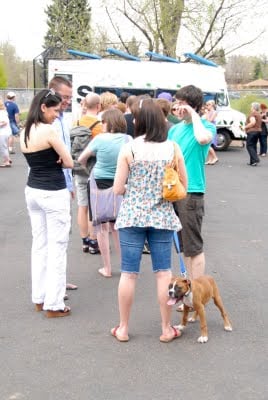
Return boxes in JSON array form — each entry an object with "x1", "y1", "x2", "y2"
[{"x1": 20, "y1": 89, "x2": 74, "y2": 318}]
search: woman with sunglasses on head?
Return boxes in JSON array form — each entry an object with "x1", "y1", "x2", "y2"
[
  {"x1": 111, "y1": 98, "x2": 187, "y2": 343},
  {"x1": 20, "y1": 89, "x2": 74, "y2": 318}
]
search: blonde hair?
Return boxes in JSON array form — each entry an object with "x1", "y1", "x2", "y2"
[
  {"x1": 206, "y1": 100, "x2": 216, "y2": 108},
  {"x1": 100, "y1": 91, "x2": 118, "y2": 111}
]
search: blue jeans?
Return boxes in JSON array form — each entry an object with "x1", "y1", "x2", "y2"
[
  {"x1": 259, "y1": 134, "x2": 267, "y2": 155},
  {"x1": 119, "y1": 227, "x2": 173, "y2": 273},
  {"x1": 246, "y1": 132, "x2": 260, "y2": 164}
]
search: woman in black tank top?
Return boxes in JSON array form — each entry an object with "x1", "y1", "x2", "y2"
[{"x1": 20, "y1": 89, "x2": 74, "y2": 318}]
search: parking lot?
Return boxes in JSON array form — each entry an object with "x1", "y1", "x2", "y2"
[{"x1": 0, "y1": 143, "x2": 267, "y2": 400}]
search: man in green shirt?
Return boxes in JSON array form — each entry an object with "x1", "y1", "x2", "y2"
[{"x1": 168, "y1": 85, "x2": 216, "y2": 280}]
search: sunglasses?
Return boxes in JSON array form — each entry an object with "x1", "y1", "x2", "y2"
[{"x1": 45, "y1": 88, "x2": 56, "y2": 98}]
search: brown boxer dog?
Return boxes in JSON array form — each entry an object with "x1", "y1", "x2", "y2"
[{"x1": 168, "y1": 275, "x2": 232, "y2": 343}]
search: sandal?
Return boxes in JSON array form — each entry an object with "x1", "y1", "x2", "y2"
[
  {"x1": 160, "y1": 326, "x2": 181, "y2": 343},
  {"x1": 0, "y1": 164, "x2": 11, "y2": 168},
  {"x1": 209, "y1": 159, "x2": 219, "y2": 165},
  {"x1": 111, "y1": 326, "x2": 129, "y2": 342},
  {"x1": 46, "y1": 306, "x2": 71, "y2": 318},
  {"x1": 98, "y1": 268, "x2": 112, "y2": 278},
  {"x1": 66, "y1": 283, "x2": 78, "y2": 290}
]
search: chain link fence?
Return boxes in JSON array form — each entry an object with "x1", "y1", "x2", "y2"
[{"x1": 0, "y1": 89, "x2": 44, "y2": 112}]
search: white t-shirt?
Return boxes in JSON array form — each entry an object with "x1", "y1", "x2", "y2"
[{"x1": 0, "y1": 110, "x2": 12, "y2": 136}]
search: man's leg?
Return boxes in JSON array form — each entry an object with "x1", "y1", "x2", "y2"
[
  {"x1": 185, "y1": 252, "x2": 205, "y2": 280},
  {"x1": 177, "y1": 195, "x2": 205, "y2": 279},
  {"x1": 75, "y1": 175, "x2": 98, "y2": 254}
]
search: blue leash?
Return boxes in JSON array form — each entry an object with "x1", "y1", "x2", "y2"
[{"x1": 173, "y1": 231, "x2": 187, "y2": 277}]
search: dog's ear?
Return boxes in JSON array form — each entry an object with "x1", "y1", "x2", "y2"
[
  {"x1": 183, "y1": 279, "x2": 191, "y2": 286},
  {"x1": 182, "y1": 278, "x2": 190, "y2": 284}
]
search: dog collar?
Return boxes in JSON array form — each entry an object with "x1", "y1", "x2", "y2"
[
  {"x1": 184, "y1": 280, "x2": 192, "y2": 297},
  {"x1": 183, "y1": 291, "x2": 193, "y2": 308}
]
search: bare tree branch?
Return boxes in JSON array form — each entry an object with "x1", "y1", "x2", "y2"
[
  {"x1": 105, "y1": 6, "x2": 130, "y2": 52},
  {"x1": 116, "y1": 3, "x2": 154, "y2": 51},
  {"x1": 194, "y1": 0, "x2": 225, "y2": 54},
  {"x1": 224, "y1": 30, "x2": 265, "y2": 56}
]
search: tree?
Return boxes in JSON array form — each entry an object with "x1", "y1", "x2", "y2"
[
  {"x1": 105, "y1": 0, "x2": 184, "y2": 57},
  {"x1": 44, "y1": 0, "x2": 92, "y2": 58},
  {"x1": 127, "y1": 37, "x2": 140, "y2": 57},
  {"x1": 102, "y1": 0, "x2": 266, "y2": 60},
  {"x1": 0, "y1": 41, "x2": 31, "y2": 88},
  {"x1": 253, "y1": 61, "x2": 262, "y2": 80},
  {"x1": 0, "y1": 56, "x2": 7, "y2": 88},
  {"x1": 225, "y1": 55, "x2": 255, "y2": 84},
  {"x1": 182, "y1": 0, "x2": 266, "y2": 59}
]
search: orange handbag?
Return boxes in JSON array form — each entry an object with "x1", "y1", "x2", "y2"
[{"x1": 162, "y1": 143, "x2": 187, "y2": 202}]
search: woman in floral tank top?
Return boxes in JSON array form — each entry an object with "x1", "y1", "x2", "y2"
[{"x1": 111, "y1": 98, "x2": 188, "y2": 343}]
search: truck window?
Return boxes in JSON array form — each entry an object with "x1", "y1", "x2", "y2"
[
  {"x1": 203, "y1": 92, "x2": 229, "y2": 107},
  {"x1": 216, "y1": 92, "x2": 229, "y2": 107},
  {"x1": 94, "y1": 87, "x2": 155, "y2": 98}
]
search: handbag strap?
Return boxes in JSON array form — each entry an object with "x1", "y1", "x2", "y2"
[{"x1": 171, "y1": 142, "x2": 179, "y2": 174}]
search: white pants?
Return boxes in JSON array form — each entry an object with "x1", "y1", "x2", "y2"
[
  {"x1": 25, "y1": 186, "x2": 71, "y2": 310},
  {"x1": 0, "y1": 133, "x2": 9, "y2": 162}
]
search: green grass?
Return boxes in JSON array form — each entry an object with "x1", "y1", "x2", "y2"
[
  {"x1": 20, "y1": 111, "x2": 28, "y2": 122},
  {"x1": 230, "y1": 96, "x2": 268, "y2": 115}
]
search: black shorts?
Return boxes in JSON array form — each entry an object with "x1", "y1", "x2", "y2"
[{"x1": 174, "y1": 193, "x2": 204, "y2": 257}]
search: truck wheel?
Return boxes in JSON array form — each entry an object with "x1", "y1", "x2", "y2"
[{"x1": 214, "y1": 130, "x2": 231, "y2": 151}]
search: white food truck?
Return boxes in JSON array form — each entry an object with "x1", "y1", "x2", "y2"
[{"x1": 48, "y1": 50, "x2": 246, "y2": 150}]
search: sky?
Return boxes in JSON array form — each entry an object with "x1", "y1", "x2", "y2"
[
  {"x1": 0, "y1": 0, "x2": 104, "y2": 60},
  {"x1": 0, "y1": 0, "x2": 267, "y2": 61}
]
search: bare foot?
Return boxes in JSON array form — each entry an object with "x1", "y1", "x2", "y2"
[{"x1": 98, "y1": 268, "x2": 112, "y2": 278}]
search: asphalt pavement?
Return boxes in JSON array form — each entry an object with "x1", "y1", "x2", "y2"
[{"x1": 0, "y1": 141, "x2": 267, "y2": 400}]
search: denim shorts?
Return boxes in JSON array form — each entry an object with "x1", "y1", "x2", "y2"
[
  {"x1": 10, "y1": 121, "x2": 20, "y2": 136},
  {"x1": 119, "y1": 227, "x2": 173, "y2": 274}
]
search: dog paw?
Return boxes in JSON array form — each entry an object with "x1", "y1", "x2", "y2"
[
  {"x1": 197, "y1": 336, "x2": 208, "y2": 343},
  {"x1": 175, "y1": 324, "x2": 185, "y2": 331},
  {"x1": 224, "y1": 325, "x2": 233, "y2": 332},
  {"x1": 188, "y1": 317, "x2": 196, "y2": 323}
]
